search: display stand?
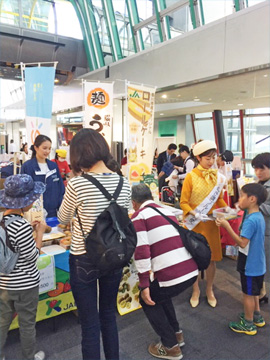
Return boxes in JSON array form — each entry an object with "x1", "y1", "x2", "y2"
[{"x1": 10, "y1": 250, "x2": 76, "y2": 330}]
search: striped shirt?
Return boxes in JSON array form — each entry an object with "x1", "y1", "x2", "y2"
[
  {"x1": 132, "y1": 200, "x2": 198, "y2": 288},
  {"x1": 0, "y1": 215, "x2": 40, "y2": 291},
  {"x1": 58, "y1": 173, "x2": 131, "y2": 255}
]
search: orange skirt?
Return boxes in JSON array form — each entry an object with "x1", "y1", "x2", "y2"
[{"x1": 192, "y1": 220, "x2": 222, "y2": 262}]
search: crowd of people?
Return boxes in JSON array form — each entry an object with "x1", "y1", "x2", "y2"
[{"x1": 0, "y1": 130, "x2": 269, "y2": 360}]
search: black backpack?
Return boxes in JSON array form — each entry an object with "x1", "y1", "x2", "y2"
[
  {"x1": 77, "y1": 174, "x2": 137, "y2": 272},
  {"x1": 147, "y1": 206, "x2": 211, "y2": 271}
]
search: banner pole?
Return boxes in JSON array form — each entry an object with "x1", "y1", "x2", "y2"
[
  {"x1": 82, "y1": 80, "x2": 85, "y2": 128},
  {"x1": 125, "y1": 80, "x2": 129, "y2": 181}
]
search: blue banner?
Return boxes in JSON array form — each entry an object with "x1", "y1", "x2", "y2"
[{"x1": 25, "y1": 67, "x2": 55, "y2": 118}]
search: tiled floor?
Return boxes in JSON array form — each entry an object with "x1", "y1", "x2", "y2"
[{"x1": 3, "y1": 256, "x2": 270, "y2": 360}]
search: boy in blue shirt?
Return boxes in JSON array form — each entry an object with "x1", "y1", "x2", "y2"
[{"x1": 216, "y1": 183, "x2": 268, "y2": 335}]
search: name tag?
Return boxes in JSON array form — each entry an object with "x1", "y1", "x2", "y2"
[
  {"x1": 35, "y1": 170, "x2": 45, "y2": 175},
  {"x1": 46, "y1": 169, "x2": 57, "y2": 179}
]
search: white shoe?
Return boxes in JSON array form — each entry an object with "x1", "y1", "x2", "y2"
[{"x1": 34, "y1": 351, "x2": 45, "y2": 360}]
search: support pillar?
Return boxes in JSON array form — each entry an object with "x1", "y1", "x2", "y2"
[{"x1": 213, "y1": 110, "x2": 226, "y2": 154}]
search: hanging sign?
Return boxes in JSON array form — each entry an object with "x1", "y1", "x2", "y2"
[
  {"x1": 24, "y1": 66, "x2": 55, "y2": 144},
  {"x1": 83, "y1": 82, "x2": 113, "y2": 146},
  {"x1": 126, "y1": 83, "x2": 155, "y2": 183}
]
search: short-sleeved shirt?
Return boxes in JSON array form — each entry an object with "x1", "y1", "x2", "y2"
[
  {"x1": 0, "y1": 215, "x2": 40, "y2": 291},
  {"x1": 237, "y1": 212, "x2": 266, "y2": 276},
  {"x1": 52, "y1": 159, "x2": 70, "y2": 179}
]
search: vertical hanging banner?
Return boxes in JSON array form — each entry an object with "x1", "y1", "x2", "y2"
[
  {"x1": 24, "y1": 66, "x2": 56, "y2": 144},
  {"x1": 83, "y1": 82, "x2": 113, "y2": 146},
  {"x1": 127, "y1": 83, "x2": 156, "y2": 183}
]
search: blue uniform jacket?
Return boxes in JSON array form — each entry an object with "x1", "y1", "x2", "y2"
[{"x1": 21, "y1": 157, "x2": 65, "y2": 218}]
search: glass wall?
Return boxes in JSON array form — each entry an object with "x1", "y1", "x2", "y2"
[
  {"x1": 0, "y1": 0, "x2": 83, "y2": 39},
  {"x1": 0, "y1": 0, "x2": 261, "y2": 69},
  {"x1": 193, "y1": 112, "x2": 215, "y2": 142},
  {"x1": 193, "y1": 108, "x2": 270, "y2": 175}
]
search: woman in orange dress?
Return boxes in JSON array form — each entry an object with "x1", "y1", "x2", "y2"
[{"x1": 180, "y1": 140, "x2": 227, "y2": 308}]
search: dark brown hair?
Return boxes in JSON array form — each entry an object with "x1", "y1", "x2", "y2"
[
  {"x1": 31, "y1": 135, "x2": 51, "y2": 159},
  {"x1": 70, "y1": 128, "x2": 111, "y2": 173},
  {"x1": 241, "y1": 183, "x2": 268, "y2": 206},
  {"x1": 251, "y1": 152, "x2": 270, "y2": 170}
]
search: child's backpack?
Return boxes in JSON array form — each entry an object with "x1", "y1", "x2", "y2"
[
  {"x1": 77, "y1": 174, "x2": 137, "y2": 272},
  {"x1": 0, "y1": 216, "x2": 22, "y2": 274}
]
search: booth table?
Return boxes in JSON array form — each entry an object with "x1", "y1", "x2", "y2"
[{"x1": 10, "y1": 250, "x2": 76, "y2": 330}]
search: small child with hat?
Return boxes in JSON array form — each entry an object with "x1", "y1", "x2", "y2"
[
  {"x1": 0, "y1": 174, "x2": 46, "y2": 360},
  {"x1": 52, "y1": 149, "x2": 71, "y2": 186}
]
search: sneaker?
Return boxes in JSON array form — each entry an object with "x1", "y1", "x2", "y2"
[
  {"x1": 148, "y1": 342, "x2": 183, "y2": 360},
  {"x1": 253, "y1": 315, "x2": 266, "y2": 328},
  {"x1": 229, "y1": 319, "x2": 257, "y2": 335},
  {"x1": 34, "y1": 351, "x2": 45, "y2": 360},
  {"x1": 175, "y1": 331, "x2": 185, "y2": 347},
  {"x1": 238, "y1": 312, "x2": 266, "y2": 328}
]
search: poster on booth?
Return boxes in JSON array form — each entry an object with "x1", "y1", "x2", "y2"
[
  {"x1": 37, "y1": 254, "x2": 56, "y2": 294},
  {"x1": 83, "y1": 82, "x2": 113, "y2": 146},
  {"x1": 24, "y1": 66, "x2": 55, "y2": 144},
  {"x1": 127, "y1": 83, "x2": 155, "y2": 183},
  {"x1": 117, "y1": 258, "x2": 141, "y2": 316},
  {"x1": 140, "y1": 174, "x2": 159, "y2": 202},
  {"x1": 10, "y1": 251, "x2": 76, "y2": 330}
]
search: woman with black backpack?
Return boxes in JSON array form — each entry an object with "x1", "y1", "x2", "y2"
[{"x1": 58, "y1": 129, "x2": 131, "y2": 360}]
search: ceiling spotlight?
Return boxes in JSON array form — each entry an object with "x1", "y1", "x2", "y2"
[
  {"x1": 208, "y1": 98, "x2": 212, "y2": 101},
  {"x1": 223, "y1": 100, "x2": 226, "y2": 102},
  {"x1": 161, "y1": 94, "x2": 167, "y2": 99},
  {"x1": 177, "y1": 94, "x2": 181, "y2": 97},
  {"x1": 237, "y1": 103, "x2": 243, "y2": 106},
  {"x1": 263, "y1": 74, "x2": 268, "y2": 77},
  {"x1": 160, "y1": 113, "x2": 164, "y2": 115},
  {"x1": 194, "y1": 98, "x2": 200, "y2": 102}
]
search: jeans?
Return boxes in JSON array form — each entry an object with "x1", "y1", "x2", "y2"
[
  {"x1": 69, "y1": 254, "x2": 122, "y2": 360},
  {"x1": 0, "y1": 286, "x2": 39, "y2": 360},
  {"x1": 140, "y1": 277, "x2": 197, "y2": 348}
]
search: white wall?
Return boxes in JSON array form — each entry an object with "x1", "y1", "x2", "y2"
[{"x1": 154, "y1": 115, "x2": 187, "y2": 150}]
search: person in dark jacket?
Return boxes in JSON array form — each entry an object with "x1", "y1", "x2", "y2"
[
  {"x1": 157, "y1": 144, "x2": 177, "y2": 192},
  {"x1": 21, "y1": 135, "x2": 65, "y2": 218},
  {"x1": 157, "y1": 144, "x2": 177, "y2": 175}
]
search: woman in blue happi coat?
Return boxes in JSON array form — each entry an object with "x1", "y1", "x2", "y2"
[{"x1": 21, "y1": 135, "x2": 65, "y2": 218}]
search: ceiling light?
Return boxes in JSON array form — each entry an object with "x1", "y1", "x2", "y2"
[
  {"x1": 54, "y1": 78, "x2": 60, "y2": 84},
  {"x1": 161, "y1": 94, "x2": 167, "y2": 99},
  {"x1": 223, "y1": 100, "x2": 226, "y2": 102},
  {"x1": 208, "y1": 98, "x2": 212, "y2": 101},
  {"x1": 177, "y1": 94, "x2": 181, "y2": 97},
  {"x1": 237, "y1": 103, "x2": 243, "y2": 106},
  {"x1": 160, "y1": 113, "x2": 164, "y2": 115},
  {"x1": 263, "y1": 74, "x2": 268, "y2": 77},
  {"x1": 194, "y1": 98, "x2": 200, "y2": 102}
]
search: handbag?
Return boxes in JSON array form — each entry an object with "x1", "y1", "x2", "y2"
[{"x1": 146, "y1": 206, "x2": 211, "y2": 271}]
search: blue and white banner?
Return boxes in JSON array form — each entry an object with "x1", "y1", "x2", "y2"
[{"x1": 24, "y1": 67, "x2": 55, "y2": 144}]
